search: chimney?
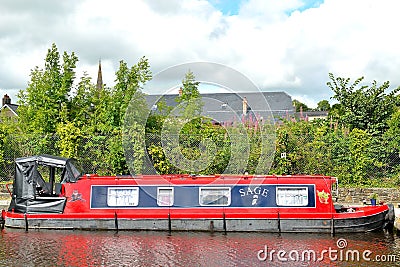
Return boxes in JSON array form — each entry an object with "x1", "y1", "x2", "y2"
[
  {"x1": 2, "y1": 94, "x2": 11, "y2": 106},
  {"x1": 242, "y1": 97, "x2": 248, "y2": 116}
]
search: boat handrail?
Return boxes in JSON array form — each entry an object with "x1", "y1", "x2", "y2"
[{"x1": 5, "y1": 182, "x2": 12, "y2": 198}]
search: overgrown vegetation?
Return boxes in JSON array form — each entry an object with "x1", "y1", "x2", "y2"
[{"x1": 0, "y1": 44, "x2": 399, "y2": 187}]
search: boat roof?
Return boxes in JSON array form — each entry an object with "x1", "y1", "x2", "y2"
[
  {"x1": 85, "y1": 173, "x2": 337, "y2": 186},
  {"x1": 15, "y1": 154, "x2": 82, "y2": 183},
  {"x1": 16, "y1": 154, "x2": 73, "y2": 168}
]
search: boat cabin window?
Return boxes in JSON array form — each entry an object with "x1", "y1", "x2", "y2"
[
  {"x1": 199, "y1": 187, "x2": 231, "y2": 206},
  {"x1": 35, "y1": 165, "x2": 65, "y2": 196},
  {"x1": 107, "y1": 187, "x2": 139, "y2": 207},
  {"x1": 157, "y1": 187, "x2": 174, "y2": 206},
  {"x1": 276, "y1": 187, "x2": 308, "y2": 206}
]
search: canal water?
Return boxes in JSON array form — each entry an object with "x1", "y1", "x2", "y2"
[{"x1": 1, "y1": 229, "x2": 400, "y2": 266}]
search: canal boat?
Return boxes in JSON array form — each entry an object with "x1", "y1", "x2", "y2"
[{"x1": 1, "y1": 155, "x2": 394, "y2": 233}]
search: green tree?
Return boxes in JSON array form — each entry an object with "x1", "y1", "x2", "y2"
[
  {"x1": 386, "y1": 107, "x2": 400, "y2": 155},
  {"x1": 56, "y1": 121, "x2": 82, "y2": 158},
  {"x1": 176, "y1": 70, "x2": 203, "y2": 118},
  {"x1": 327, "y1": 73, "x2": 400, "y2": 134},
  {"x1": 146, "y1": 98, "x2": 172, "y2": 134},
  {"x1": 18, "y1": 43, "x2": 78, "y2": 134},
  {"x1": 70, "y1": 72, "x2": 95, "y2": 127},
  {"x1": 328, "y1": 103, "x2": 343, "y2": 120},
  {"x1": 117, "y1": 58, "x2": 152, "y2": 175},
  {"x1": 335, "y1": 128, "x2": 380, "y2": 186},
  {"x1": 123, "y1": 91, "x2": 150, "y2": 175},
  {"x1": 112, "y1": 57, "x2": 152, "y2": 129},
  {"x1": 0, "y1": 124, "x2": 5, "y2": 166},
  {"x1": 386, "y1": 108, "x2": 400, "y2": 139},
  {"x1": 292, "y1": 99, "x2": 310, "y2": 112},
  {"x1": 317, "y1": 100, "x2": 330, "y2": 111}
]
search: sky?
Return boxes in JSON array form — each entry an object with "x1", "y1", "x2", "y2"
[{"x1": 1, "y1": 0, "x2": 400, "y2": 108}]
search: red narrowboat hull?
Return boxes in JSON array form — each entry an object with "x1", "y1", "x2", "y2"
[{"x1": 2, "y1": 173, "x2": 393, "y2": 233}]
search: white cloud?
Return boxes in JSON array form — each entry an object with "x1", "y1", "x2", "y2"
[{"x1": 1, "y1": 0, "x2": 400, "y2": 108}]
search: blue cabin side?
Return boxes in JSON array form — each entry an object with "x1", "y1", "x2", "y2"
[{"x1": 90, "y1": 184, "x2": 316, "y2": 209}]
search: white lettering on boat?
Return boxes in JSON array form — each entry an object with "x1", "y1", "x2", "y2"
[{"x1": 239, "y1": 187, "x2": 269, "y2": 198}]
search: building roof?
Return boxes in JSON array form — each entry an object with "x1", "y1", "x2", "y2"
[
  {"x1": 0, "y1": 103, "x2": 19, "y2": 117},
  {"x1": 145, "y1": 91, "x2": 294, "y2": 122}
]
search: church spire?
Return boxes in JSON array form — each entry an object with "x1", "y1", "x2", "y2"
[{"x1": 96, "y1": 59, "x2": 103, "y2": 90}]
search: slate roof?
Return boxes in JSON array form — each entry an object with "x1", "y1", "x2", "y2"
[
  {"x1": 0, "y1": 103, "x2": 19, "y2": 117},
  {"x1": 145, "y1": 91, "x2": 294, "y2": 122}
]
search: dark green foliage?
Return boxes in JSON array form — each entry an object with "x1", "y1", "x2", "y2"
[
  {"x1": 292, "y1": 99, "x2": 310, "y2": 112},
  {"x1": 17, "y1": 43, "x2": 78, "y2": 134},
  {"x1": 328, "y1": 73, "x2": 400, "y2": 134},
  {"x1": 269, "y1": 119, "x2": 398, "y2": 186},
  {"x1": 317, "y1": 100, "x2": 330, "y2": 111},
  {"x1": 112, "y1": 57, "x2": 152, "y2": 129},
  {"x1": 176, "y1": 70, "x2": 203, "y2": 119},
  {"x1": 7, "y1": 44, "x2": 153, "y2": 176}
]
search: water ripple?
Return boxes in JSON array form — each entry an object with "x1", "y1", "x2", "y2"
[{"x1": 0, "y1": 230, "x2": 399, "y2": 266}]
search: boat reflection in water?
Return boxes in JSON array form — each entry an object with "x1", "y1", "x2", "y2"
[{"x1": 0, "y1": 229, "x2": 399, "y2": 266}]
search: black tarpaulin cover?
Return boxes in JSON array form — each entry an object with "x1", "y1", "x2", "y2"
[{"x1": 8, "y1": 154, "x2": 81, "y2": 213}]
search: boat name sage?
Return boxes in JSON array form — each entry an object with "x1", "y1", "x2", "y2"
[{"x1": 239, "y1": 186, "x2": 269, "y2": 198}]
